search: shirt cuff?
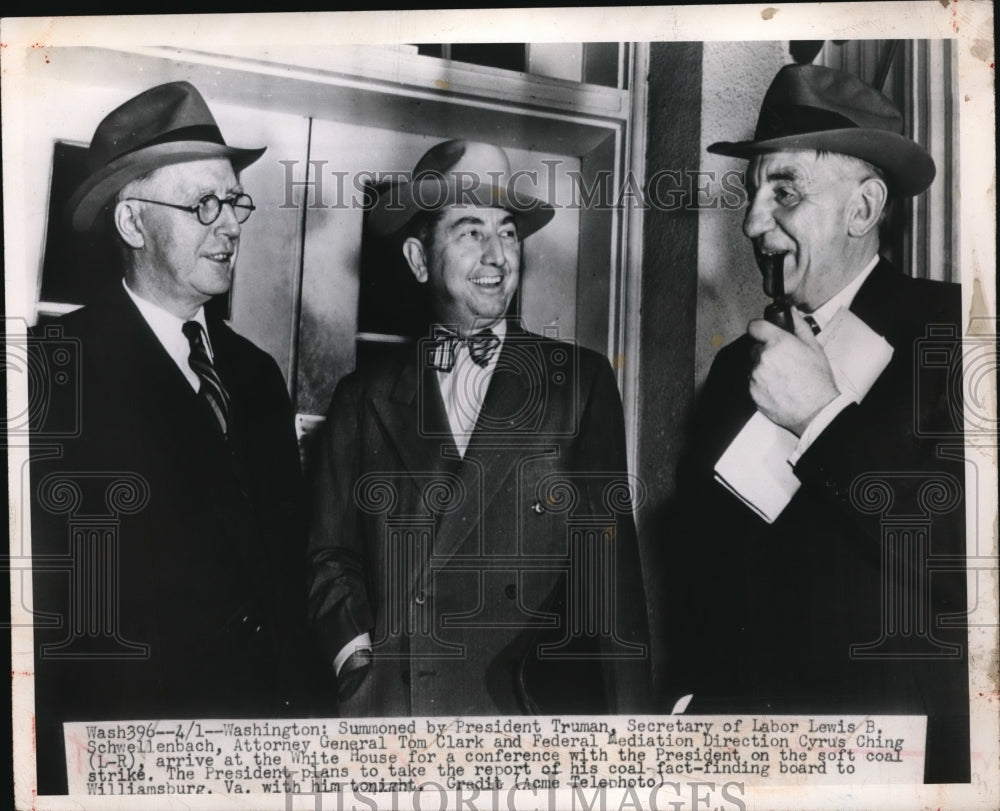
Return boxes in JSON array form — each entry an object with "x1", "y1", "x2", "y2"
[
  {"x1": 333, "y1": 633, "x2": 372, "y2": 675},
  {"x1": 788, "y1": 393, "x2": 854, "y2": 465}
]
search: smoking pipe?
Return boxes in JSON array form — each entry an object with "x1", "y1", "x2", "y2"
[{"x1": 760, "y1": 253, "x2": 795, "y2": 333}]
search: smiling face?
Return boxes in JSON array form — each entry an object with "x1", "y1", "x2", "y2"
[
  {"x1": 120, "y1": 158, "x2": 243, "y2": 319},
  {"x1": 743, "y1": 151, "x2": 879, "y2": 311},
  {"x1": 403, "y1": 205, "x2": 521, "y2": 336}
]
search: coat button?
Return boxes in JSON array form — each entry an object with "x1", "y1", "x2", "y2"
[
  {"x1": 531, "y1": 501, "x2": 544, "y2": 514},
  {"x1": 415, "y1": 592, "x2": 426, "y2": 605},
  {"x1": 504, "y1": 584, "x2": 517, "y2": 600}
]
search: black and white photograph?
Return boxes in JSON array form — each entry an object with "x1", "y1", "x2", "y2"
[{"x1": 3, "y1": 5, "x2": 997, "y2": 810}]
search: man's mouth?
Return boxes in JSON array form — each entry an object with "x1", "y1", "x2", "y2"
[
  {"x1": 205, "y1": 252, "x2": 233, "y2": 264},
  {"x1": 471, "y1": 275, "x2": 503, "y2": 289},
  {"x1": 754, "y1": 247, "x2": 791, "y2": 296},
  {"x1": 754, "y1": 245, "x2": 790, "y2": 262}
]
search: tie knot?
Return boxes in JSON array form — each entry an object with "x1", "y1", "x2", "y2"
[{"x1": 182, "y1": 320, "x2": 207, "y2": 347}]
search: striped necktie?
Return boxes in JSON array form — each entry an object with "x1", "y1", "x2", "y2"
[
  {"x1": 182, "y1": 321, "x2": 231, "y2": 436},
  {"x1": 803, "y1": 314, "x2": 821, "y2": 335}
]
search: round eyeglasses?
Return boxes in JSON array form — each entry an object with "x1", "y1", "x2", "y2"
[{"x1": 124, "y1": 193, "x2": 256, "y2": 225}]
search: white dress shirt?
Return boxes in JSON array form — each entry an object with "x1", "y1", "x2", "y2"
[
  {"x1": 122, "y1": 278, "x2": 212, "y2": 392},
  {"x1": 435, "y1": 318, "x2": 507, "y2": 458}
]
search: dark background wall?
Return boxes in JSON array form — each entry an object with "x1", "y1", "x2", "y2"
[{"x1": 635, "y1": 41, "x2": 702, "y2": 699}]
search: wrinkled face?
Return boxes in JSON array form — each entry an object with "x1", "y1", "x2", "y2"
[
  {"x1": 129, "y1": 158, "x2": 243, "y2": 314},
  {"x1": 743, "y1": 151, "x2": 866, "y2": 310},
  {"x1": 413, "y1": 205, "x2": 521, "y2": 335}
]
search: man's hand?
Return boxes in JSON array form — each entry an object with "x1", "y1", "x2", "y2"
[
  {"x1": 336, "y1": 648, "x2": 372, "y2": 703},
  {"x1": 748, "y1": 308, "x2": 840, "y2": 436}
]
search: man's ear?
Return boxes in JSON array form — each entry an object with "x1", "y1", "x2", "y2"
[
  {"x1": 848, "y1": 177, "x2": 888, "y2": 237},
  {"x1": 402, "y1": 237, "x2": 429, "y2": 283},
  {"x1": 113, "y1": 200, "x2": 145, "y2": 249}
]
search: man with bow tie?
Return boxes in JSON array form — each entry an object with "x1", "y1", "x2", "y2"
[
  {"x1": 308, "y1": 139, "x2": 651, "y2": 716},
  {"x1": 29, "y1": 82, "x2": 305, "y2": 793}
]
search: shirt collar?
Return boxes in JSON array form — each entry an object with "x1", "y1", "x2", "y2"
[
  {"x1": 435, "y1": 318, "x2": 509, "y2": 343},
  {"x1": 488, "y1": 318, "x2": 508, "y2": 343},
  {"x1": 805, "y1": 254, "x2": 880, "y2": 330},
  {"x1": 122, "y1": 278, "x2": 212, "y2": 357}
]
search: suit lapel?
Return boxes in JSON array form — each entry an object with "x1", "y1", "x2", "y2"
[
  {"x1": 848, "y1": 258, "x2": 901, "y2": 338},
  {"x1": 371, "y1": 350, "x2": 460, "y2": 479},
  {"x1": 371, "y1": 325, "x2": 554, "y2": 588},
  {"x1": 110, "y1": 289, "x2": 251, "y2": 499},
  {"x1": 81, "y1": 285, "x2": 245, "y2": 500},
  {"x1": 110, "y1": 287, "x2": 217, "y2": 436},
  {"x1": 468, "y1": 321, "x2": 534, "y2": 446},
  {"x1": 429, "y1": 323, "x2": 541, "y2": 566}
]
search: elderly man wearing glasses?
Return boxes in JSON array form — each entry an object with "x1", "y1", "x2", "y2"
[{"x1": 30, "y1": 82, "x2": 306, "y2": 794}]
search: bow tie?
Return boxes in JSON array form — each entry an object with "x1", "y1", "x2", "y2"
[{"x1": 429, "y1": 328, "x2": 500, "y2": 373}]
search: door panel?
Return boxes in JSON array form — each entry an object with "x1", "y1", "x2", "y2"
[{"x1": 215, "y1": 103, "x2": 310, "y2": 386}]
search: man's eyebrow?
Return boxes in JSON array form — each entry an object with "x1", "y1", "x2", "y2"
[
  {"x1": 448, "y1": 215, "x2": 487, "y2": 228},
  {"x1": 765, "y1": 168, "x2": 807, "y2": 184},
  {"x1": 187, "y1": 185, "x2": 244, "y2": 198}
]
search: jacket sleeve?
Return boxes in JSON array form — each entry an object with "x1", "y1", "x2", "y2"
[{"x1": 306, "y1": 374, "x2": 377, "y2": 672}]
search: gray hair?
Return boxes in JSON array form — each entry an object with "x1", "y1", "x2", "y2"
[{"x1": 816, "y1": 150, "x2": 890, "y2": 224}]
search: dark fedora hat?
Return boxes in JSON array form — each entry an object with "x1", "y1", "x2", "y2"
[
  {"x1": 708, "y1": 64, "x2": 935, "y2": 196},
  {"x1": 368, "y1": 139, "x2": 555, "y2": 239},
  {"x1": 68, "y1": 81, "x2": 266, "y2": 231}
]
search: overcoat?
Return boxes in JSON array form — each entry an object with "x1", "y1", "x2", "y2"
[
  {"x1": 663, "y1": 260, "x2": 969, "y2": 783},
  {"x1": 30, "y1": 283, "x2": 305, "y2": 793},
  {"x1": 308, "y1": 322, "x2": 651, "y2": 716}
]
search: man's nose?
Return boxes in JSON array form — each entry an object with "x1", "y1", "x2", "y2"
[
  {"x1": 743, "y1": 192, "x2": 774, "y2": 239},
  {"x1": 480, "y1": 232, "x2": 507, "y2": 266},
  {"x1": 214, "y1": 202, "x2": 242, "y2": 238}
]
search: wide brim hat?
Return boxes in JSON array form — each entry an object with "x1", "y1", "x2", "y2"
[
  {"x1": 68, "y1": 81, "x2": 266, "y2": 231},
  {"x1": 368, "y1": 140, "x2": 555, "y2": 239},
  {"x1": 708, "y1": 64, "x2": 935, "y2": 197}
]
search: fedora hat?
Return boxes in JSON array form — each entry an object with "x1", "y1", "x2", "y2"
[
  {"x1": 708, "y1": 64, "x2": 935, "y2": 196},
  {"x1": 68, "y1": 81, "x2": 266, "y2": 231},
  {"x1": 368, "y1": 140, "x2": 555, "y2": 238}
]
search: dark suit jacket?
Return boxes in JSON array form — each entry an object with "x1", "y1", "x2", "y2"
[
  {"x1": 30, "y1": 283, "x2": 305, "y2": 794},
  {"x1": 308, "y1": 322, "x2": 651, "y2": 716},
  {"x1": 663, "y1": 260, "x2": 969, "y2": 783}
]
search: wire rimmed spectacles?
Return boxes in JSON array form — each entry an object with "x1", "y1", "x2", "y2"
[{"x1": 124, "y1": 193, "x2": 256, "y2": 225}]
